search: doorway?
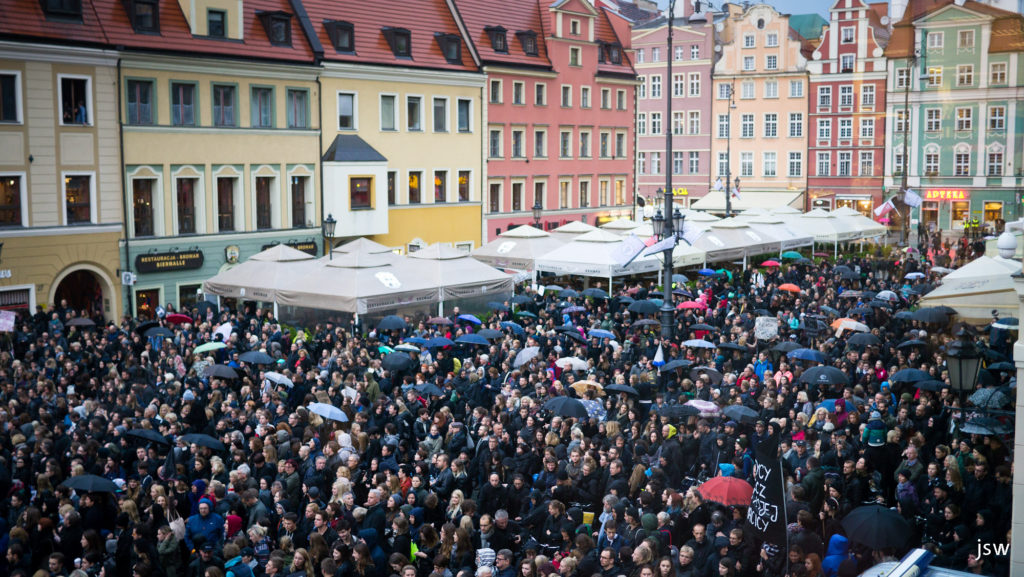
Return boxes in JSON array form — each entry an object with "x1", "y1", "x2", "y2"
[
  {"x1": 54, "y1": 269, "x2": 103, "y2": 318},
  {"x1": 135, "y1": 289, "x2": 160, "y2": 320}
]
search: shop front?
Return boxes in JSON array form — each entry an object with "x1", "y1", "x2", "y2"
[
  {"x1": 835, "y1": 197, "x2": 875, "y2": 218},
  {"x1": 908, "y1": 188, "x2": 1019, "y2": 235}
]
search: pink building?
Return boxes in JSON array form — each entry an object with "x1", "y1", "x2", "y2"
[
  {"x1": 455, "y1": 0, "x2": 637, "y2": 241},
  {"x1": 633, "y1": 1, "x2": 715, "y2": 210}
]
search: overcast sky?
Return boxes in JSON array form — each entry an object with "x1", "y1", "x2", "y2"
[{"x1": 660, "y1": 0, "x2": 837, "y2": 17}]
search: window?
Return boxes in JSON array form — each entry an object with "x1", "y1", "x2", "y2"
[
  {"x1": 0, "y1": 73, "x2": 19, "y2": 123},
  {"x1": 490, "y1": 80, "x2": 502, "y2": 104},
  {"x1": 560, "y1": 181, "x2": 570, "y2": 209},
  {"x1": 504, "y1": 81, "x2": 521, "y2": 106},
  {"x1": 691, "y1": 45, "x2": 700, "y2": 59},
  {"x1": 216, "y1": 177, "x2": 236, "y2": 230},
  {"x1": 600, "y1": 132, "x2": 610, "y2": 157},
  {"x1": 132, "y1": 179, "x2": 155, "y2": 237},
  {"x1": 818, "y1": 86, "x2": 831, "y2": 108},
  {"x1": 60, "y1": 76, "x2": 90, "y2": 125},
  {"x1": 601, "y1": 88, "x2": 610, "y2": 109},
  {"x1": 991, "y1": 62, "x2": 1007, "y2": 85},
  {"x1": 988, "y1": 149, "x2": 1004, "y2": 176},
  {"x1": 717, "y1": 114, "x2": 729, "y2": 138},
  {"x1": 252, "y1": 86, "x2": 273, "y2": 128},
  {"x1": 0, "y1": 175, "x2": 23, "y2": 226},
  {"x1": 637, "y1": 49, "x2": 644, "y2": 63},
  {"x1": 741, "y1": 114, "x2": 753, "y2": 138},
  {"x1": 561, "y1": 85, "x2": 572, "y2": 107},
  {"x1": 255, "y1": 176, "x2": 273, "y2": 228},
  {"x1": 535, "y1": 83, "x2": 546, "y2": 105},
  {"x1": 839, "y1": 85, "x2": 853, "y2": 107},
  {"x1": 924, "y1": 148, "x2": 939, "y2": 175},
  {"x1": 740, "y1": 152, "x2": 753, "y2": 177},
  {"x1": 841, "y1": 27, "x2": 854, "y2": 43},
  {"x1": 345, "y1": 176, "x2": 371, "y2": 209},
  {"x1": 839, "y1": 118, "x2": 852, "y2": 140},
  {"x1": 926, "y1": 67, "x2": 942, "y2": 87},
  {"x1": 896, "y1": 68, "x2": 910, "y2": 88},
  {"x1": 861, "y1": 85, "x2": 875, "y2": 108},
  {"x1": 743, "y1": 56, "x2": 754, "y2": 71},
  {"x1": 560, "y1": 130, "x2": 572, "y2": 158},
  {"x1": 651, "y1": 152, "x2": 661, "y2": 174},
  {"x1": 434, "y1": 170, "x2": 447, "y2": 203},
  {"x1": 957, "y1": 65, "x2": 973, "y2": 86},
  {"x1": 688, "y1": 73, "x2": 701, "y2": 97},
  {"x1": 989, "y1": 106, "x2": 1006, "y2": 130},
  {"x1": 954, "y1": 149, "x2": 970, "y2": 176},
  {"x1": 860, "y1": 118, "x2": 874, "y2": 139},
  {"x1": 486, "y1": 26, "x2": 508, "y2": 52},
  {"x1": 615, "y1": 132, "x2": 625, "y2": 157},
  {"x1": 488, "y1": 183, "x2": 500, "y2": 212},
  {"x1": 688, "y1": 111, "x2": 700, "y2": 135},
  {"x1": 859, "y1": 152, "x2": 873, "y2": 176},
  {"x1": 212, "y1": 84, "x2": 235, "y2": 127},
  {"x1": 580, "y1": 86, "x2": 590, "y2": 108},
  {"x1": 766, "y1": 55, "x2": 777, "y2": 70},
  {"x1": 510, "y1": 182, "x2": 522, "y2": 211},
  {"x1": 488, "y1": 129, "x2": 502, "y2": 158},
  {"x1": 788, "y1": 113, "x2": 802, "y2": 137},
  {"x1": 337, "y1": 92, "x2": 355, "y2": 129},
  {"x1": 129, "y1": 0, "x2": 159, "y2": 33},
  {"x1": 650, "y1": 76, "x2": 661, "y2": 98},
  {"x1": 177, "y1": 177, "x2": 197, "y2": 234},
  {"x1": 927, "y1": 31, "x2": 943, "y2": 50},
  {"x1": 673, "y1": 74, "x2": 684, "y2": 97},
  {"x1": 599, "y1": 180, "x2": 608, "y2": 206},
  {"x1": 743, "y1": 34, "x2": 755, "y2": 48},
  {"x1": 838, "y1": 152, "x2": 851, "y2": 176},
  {"x1": 638, "y1": 152, "x2": 646, "y2": 174},
  {"x1": 324, "y1": 20, "x2": 355, "y2": 53},
  {"x1": 718, "y1": 83, "x2": 731, "y2": 99},
  {"x1": 956, "y1": 107, "x2": 972, "y2": 131},
  {"x1": 894, "y1": 152, "x2": 904, "y2": 175},
  {"x1": 569, "y1": 47, "x2": 580, "y2": 66},
  {"x1": 840, "y1": 54, "x2": 854, "y2": 72},
  {"x1": 652, "y1": 47, "x2": 660, "y2": 61},
  {"x1": 788, "y1": 152, "x2": 802, "y2": 177},
  {"x1": 763, "y1": 151, "x2": 777, "y2": 177},
  {"x1": 287, "y1": 89, "x2": 308, "y2": 129},
  {"x1": 717, "y1": 152, "x2": 728, "y2": 176},
  {"x1": 203, "y1": 9, "x2": 224, "y2": 37},
  {"x1": 126, "y1": 79, "x2": 153, "y2": 125},
  {"x1": 764, "y1": 80, "x2": 778, "y2": 98},
  {"x1": 764, "y1": 113, "x2": 777, "y2": 137},
  {"x1": 958, "y1": 30, "x2": 974, "y2": 49},
  {"x1": 406, "y1": 96, "x2": 422, "y2": 131},
  {"x1": 673, "y1": 112, "x2": 683, "y2": 135},
  {"x1": 789, "y1": 80, "x2": 803, "y2": 97},
  {"x1": 766, "y1": 32, "x2": 778, "y2": 47},
  {"x1": 408, "y1": 171, "x2": 421, "y2": 204},
  {"x1": 518, "y1": 31, "x2": 538, "y2": 56},
  {"x1": 511, "y1": 129, "x2": 524, "y2": 158},
  {"x1": 534, "y1": 181, "x2": 545, "y2": 208},
  {"x1": 432, "y1": 97, "x2": 448, "y2": 132},
  {"x1": 42, "y1": 0, "x2": 82, "y2": 19},
  {"x1": 382, "y1": 27, "x2": 412, "y2": 57},
  {"x1": 638, "y1": 113, "x2": 646, "y2": 135},
  {"x1": 535, "y1": 129, "x2": 546, "y2": 157},
  {"x1": 817, "y1": 119, "x2": 830, "y2": 140},
  {"x1": 895, "y1": 109, "x2": 907, "y2": 133},
  {"x1": 457, "y1": 99, "x2": 471, "y2": 133},
  {"x1": 261, "y1": 13, "x2": 291, "y2": 46},
  {"x1": 741, "y1": 81, "x2": 754, "y2": 99},
  {"x1": 578, "y1": 180, "x2": 589, "y2": 207},
  {"x1": 816, "y1": 152, "x2": 830, "y2": 176},
  {"x1": 673, "y1": 151, "x2": 683, "y2": 174},
  {"x1": 616, "y1": 89, "x2": 626, "y2": 110},
  {"x1": 292, "y1": 175, "x2": 308, "y2": 225},
  {"x1": 689, "y1": 151, "x2": 699, "y2": 174},
  {"x1": 926, "y1": 109, "x2": 941, "y2": 132},
  {"x1": 650, "y1": 112, "x2": 661, "y2": 136}
]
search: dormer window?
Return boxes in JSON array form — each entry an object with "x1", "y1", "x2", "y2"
[
  {"x1": 126, "y1": 0, "x2": 159, "y2": 33},
  {"x1": 40, "y1": 0, "x2": 82, "y2": 20},
  {"x1": 325, "y1": 20, "x2": 355, "y2": 53},
  {"x1": 383, "y1": 27, "x2": 412, "y2": 58},
  {"x1": 607, "y1": 42, "x2": 622, "y2": 64},
  {"x1": 597, "y1": 41, "x2": 606, "y2": 63},
  {"x1": 485, "y1": 26, "x2": 508, "y2": 53},
  {"x1": 516, "y1": 30, "x2": 538, "y2": 56},
  {"x1": 435, "y1": 33, "x2": 462, "y2": 64},
  {"x1": 258, "y1": 11, "x2": 292, "y2": 46}
]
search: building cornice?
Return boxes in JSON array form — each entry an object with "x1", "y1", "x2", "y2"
[
  {"x1": 0, "y1": 40, "x2": 118, "y2": 66},
  {"x1": 321, "y1": 62, "x2": 485, "y2": 87},
  {"x1": 121, "y1": 54, "x2": 321, "y2": 81}
]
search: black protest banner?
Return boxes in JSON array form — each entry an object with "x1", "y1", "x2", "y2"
[{"x1": 745, "y1": 430, "x2": 787, "y2": 545}]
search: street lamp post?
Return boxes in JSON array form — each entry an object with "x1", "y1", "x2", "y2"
[
  {"x1": 899, "y1": 44, "x2": 919, "y2": 246},
  {"x1": 946, "y1": 330, "x2": 982, "y2": 425},
  {"x1": 321, "y1": 213, "x2": 337, "y2": 260},
  {"x1": 658, "y1": 0, "x2": 679, "y2": 341},
  {"x1": 724, "y1": 82, "x2": 736, "y2": 217},
  {"x1": 532, "y1": 202, "x2": 543, "y2": 228}
]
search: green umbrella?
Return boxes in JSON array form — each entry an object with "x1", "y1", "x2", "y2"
[
  {"x1": 781, "y1": 251, "x2": 803, "y2": 259},
  {"x1": 715, "y1": 269, "x2": 733, "y2": 281},
  {"x1": 194, "y1": 342, "x2": 226, "y2": 354},
  {"x1": 378, "y1": 345, "x2": 394, "y2": 354}
]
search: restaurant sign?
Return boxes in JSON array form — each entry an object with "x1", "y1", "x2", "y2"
[
  {"x1": 924, "y1": 189, "x2": 968, "y2": 201},
  {"x1": 135, "y1": 250, "x2": 205, "y2": 273},
  {"x1": 261, "y1": 241, "x2": 319, "y2": 256}
]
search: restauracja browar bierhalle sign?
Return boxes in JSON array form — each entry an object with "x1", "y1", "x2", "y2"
[{"x1": 135, "y1": 250, "x2": 205, "y2": 273}]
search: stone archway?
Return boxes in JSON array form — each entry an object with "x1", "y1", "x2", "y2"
[{"x1": 49, "y1": 263, "x2": 116, "y2": 321}]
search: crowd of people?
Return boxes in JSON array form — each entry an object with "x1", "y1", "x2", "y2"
[{"x1": 0, "y1": 247, "x2": 1014, "y2": 577}]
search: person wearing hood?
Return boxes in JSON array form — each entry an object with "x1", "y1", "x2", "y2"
[
  {"x1": 821, "y1": 534, "x2": 850, "y2": 577},
  {"x1": 185, "y1": 497, "x2": 224, "y2": 552},
  {"x1": 224, "y1": 543, "x2": 254, "y2": 577}
]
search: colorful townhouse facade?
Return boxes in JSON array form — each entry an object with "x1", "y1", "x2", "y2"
[
  {"x1": 465, "y1": 0, "x2": 637, "y2": 241},
  {"x1": 633, "y1": 0, "x2": 716, "y2": 211},
  {"x1": 807, "y1": 0, "x2": 889, "y2": 216},
  {"x1": 884, "y1": 0, "x2": 1024, "y2": 235},
  {"x1": 0, "y1": 1, "x2": 124, "y2": 318},
  {"x1": 700, "y1": 3, "x2": 810, "y2": 214}
]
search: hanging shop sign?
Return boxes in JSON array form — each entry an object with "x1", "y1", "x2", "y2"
[
  {"x1": 135, "y1": 250, "x2": 205, "y2": 273},
  {"x1": 924, "y1": 189, "x2": 968, "y2": 201}
]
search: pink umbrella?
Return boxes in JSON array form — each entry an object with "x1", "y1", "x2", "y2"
[
  {"x1": 685, "y1": 399, "x2": 720, "y2": 417},
  {"x1": 677, "y1": 301, "x2": 705, "y2": 310}
]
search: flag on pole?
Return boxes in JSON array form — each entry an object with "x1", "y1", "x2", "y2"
[
  {"x1": 652, "y1": 343, "x2": 665, "y2": 367},
  {"x1": 904, "y1": 188, "x2": 923, "y2": 208},
  {"x1": 214, "y1": 322, "x2": 233, "y2": 343},
  {"x1": 712, "y1": 178, "x2": 724, "y2": 191},
  {"x1": 731, "y1": 184, "x2": 741, "y2": 200},
  {"x1": 611, "y1": 234, "x2": 648, "y2": 268},
  {"x1": 873, "y1": 199, "x2": 896, "y2": 218},
  {"x1": 642, "y1": 235, "x2": 677, "y2": 257}
]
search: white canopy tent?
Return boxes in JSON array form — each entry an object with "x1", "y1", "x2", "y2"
[
  {"x1": 730, "y1": 214, "x2": 814, "y2": 250},
  {"x1": 920, "y1": 255, "x2": 1022, "y2": 322},
  {"x1": 686, "y1": 219, "x2": 783, "y2": 266},
  {"x1": 600, "y1": 218, "x2": 642, "y2": 233},
  {"x1": 550, "y1": 220, "x2": 599, "y2": 241},
  {"x1": 471, "y1": 225, "x2": 565, "y2": 274},
  {"x1": 407, "y1": 244, "x2": 515, "y2": 314},
  {"x1": 831, "y1": 207, "x2": 887, "y2": 240},
  {"x1": 779, "y1": 209, "x2": 862, "y2": 258},
  {"x1": 203, "y1": 244, "x2": 315, "y2": 303},
  {"x1": 535, "y1": 229, "x2": 674, "y2": 289}
]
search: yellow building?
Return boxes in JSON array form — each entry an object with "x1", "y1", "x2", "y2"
[
  {"x1": 701, "y1": 3, "x2": 810, "y2": 213},
  {"x1": 0, "y1": 35, "x2": 123, "y2": 320}
]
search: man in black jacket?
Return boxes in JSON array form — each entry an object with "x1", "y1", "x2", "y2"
[
  {"x1": 478, "y1": 473, "x2": 508, "y2": 517},
  {"x1": 684, "y1": 524, "x2": 716, "y2": 577}
]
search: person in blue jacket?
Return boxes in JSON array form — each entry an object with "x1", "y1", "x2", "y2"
[
  {"x1": 821, "y1": 534, "x2": 851, "y2": 577},
  {"x1": 185, "y1": 497, "x2": 224, "y2": 553}
]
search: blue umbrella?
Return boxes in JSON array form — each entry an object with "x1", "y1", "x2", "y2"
[
  {"x1": 404, "y1": 337, "x2": 428, "y2": 344},
  {"x1": 457, "y1": 314, "x2": 482, "y2": 325},
  {"x1": 817, "y1": 399, "x2": 837, "y2": 412},
  {"x1": 890, "y1": 368, "x2": 931, "y2": 384},
  {"x1": 589, "y1": 329, "x2": 616, "y2": 340},
  {"x1": 456, "y1": 334, "x2": 490, "y2": 346},
  {"x1": 426, "y1": 337, "x2": 455, "y2": 348},
  {"x1": 698, "y1": 268, "x2": 717, "y2": 276},
  {"x1": 414, "y1": 383, "x2": 446, "y2": 397},
  {"x1": 500, "y1": 321, "x2": 525, "y2": 335},
  {"x1": 788, "y1": 348, "x2": 826, "y2": 363}
]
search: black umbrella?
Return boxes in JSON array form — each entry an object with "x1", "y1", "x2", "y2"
[
  {"x1": 690, "y1": 366, "x2": 723, "y2": 384},
  {"x1": 487, "y1": 301, "x2": 510, "y2": 312},
  {"x1": 382, "y1": 352, "x2": 415, "y2": 372},
  {"x1": 960, "y1": 417, "x2": 1011, "y2": 436},
  {"x1": 203, "y1": 364, "x2": 238, "y2": 379},
  {"x1": 846, "y1": 333, "x2": 881, "y2": 348},
  {"x1": 689, "y1": 323, "x2": 718, "y2": 332},
  {"x1": 61, "y1": 474, "x2": 120, "y2": 493},
  {"x1": 897, "y1": 339, "x2": 927, "y2": 350},
  {"x1": 511, "y1": 294, "x2": 533, "y2": 305},
  {"x1": 145, "y1": 326, "x2": 175, "y2": 339},
  {"x1": 606, "y1": 383, "x2": 639, "y2": 396},
  {"x1": 915, "y1": 379, "x2": 947, "y2": 392},
  {"x1": 841, "y1": 504, "x2": 911, "y2": 550},
  {"x1": 67, "y1": 317, "x2": 96, "y2": 327},
  {"x1": 912, "y1": 307, "x2": 952, "y2": 324},
  {"x1": 988, "y1": 361, "x2": 1014, "y2": 372},
  {"x1": 613, "y1": 295, "x2": 636, "y2": 305},
  {"x1": 718, "y1": 342, "x2": 746, "y2": 352},
  {"x1": 754, "y1": 309, "x2": 773, "y2": 317},
  {"x1": 628, "y1": 300, "x2": 662, "y2": 315},
  {"x1": 125, "y1": 428, "x2": 170, "y2": 447},
  {"x1": 894, "y1": 311, "x2": 915, "y2": 320},
  {"x1": 194, "y1": 301, "x2": 219, "y2": 318},
  {"x1": 722, "y1": 405, "x2": 759, "y2": 425},
  {"x1": 631, "y1": 319, "x2": 661, "y2": 328},
  {"x1": 799, "y1": 366, "x2": 850, "y2": 387},
  {"x1": 377, "y1": 315, "x2": 408, "y2": 331},
  {"x1": 239, "y1": 351, "x2": 275, "y2": 365},
  {"x1": 477, "y1": 329, "x2": 503, "y2": 340},
  {"x1": 890, "y1": 368, "x2": 930, "y2": 384},
  {"x1": 543, "y1": 397, "x2": 590, "y2": 419},
  {"x1": 833, "y1": 265, "x2": 854, "y2": 275},
  {"x1": 582, "y1": 288, "x2": 609, "y2": 299},
  {"x1": 848, "y1": 307, "x2": 873, "y2": 317},
  {"x1": 772, "y1": 341, "x2": 802, "y2": 354},
  {"x1": 661, "y1": 358, "x2": 693, "y2": 372},
  {"x1": 839, "y1": 270, "x2": 860, "y2": 281},
  {"x1": 562, "y1": 331, "x2": 586, "y2": 344},
  {"x1": 559, "y1": 288, "x2": 579, "y2": 298},
  {"x1": 135, "y1": 320, "x2": 159, "y2": 336},
  {"x1": 179, "y1": 433, "x2": 226, "y2": 451},
  {"x1": 414, "y1": 383, "x2": 446, "y2": 397},
  {"x1": 658, "y1": 404, "x2": 700, "y2": 420},
  {"x1": 818, "y1": 306, "x2": 840, "y2": 317}
]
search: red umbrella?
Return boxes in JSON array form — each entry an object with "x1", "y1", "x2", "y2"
[
  {"x1": 677, "y1": 301, "x2": 705, "y2": 310},
  {"x1": 778, "y1": 283, "x2": 801, "y2": 293},
  {"x1": 761, "y1": 260, "x2": 781, "y2": 267},
  {"x1": 165, "y1": 313, "x2": 193, "y2": 325},
  {"x1": 698, "y1": 475, "x2": 754, "y2": 506},
  {"x1": 813, "y1": 252, "x2": 830, "y2": 258}
]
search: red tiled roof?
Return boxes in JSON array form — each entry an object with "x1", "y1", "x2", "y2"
[
  {"x1": 886, "y1": 0, "x2": 1024, "y2": 57},
  {"x1": 453, "y1": 0, "x2": 552, "y2": 68},
  {"x1": 594, "y1": 5, "x2": 635, "y2": 76},
  {"x1": 0, "y1": 0, "x2": 109, "y2": 46},
  {"x1": 300, "y1": 0, "x2": 477, "y2": 71}
]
